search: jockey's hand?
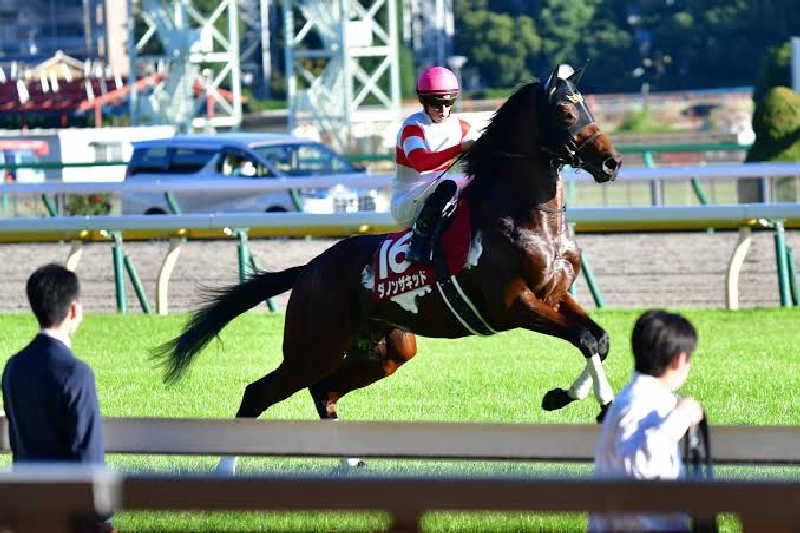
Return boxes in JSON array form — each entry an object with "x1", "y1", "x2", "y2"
[
  {"x1": 460, "y1": 139, "x2": 475, "y2": 152},
  {"x1": 675, "y1": 397, "x2": 704, "y2": 427}
]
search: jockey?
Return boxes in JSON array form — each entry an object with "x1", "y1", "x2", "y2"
[{"x1": 392, "y1": 66, "x2": 476, "y2": 263}]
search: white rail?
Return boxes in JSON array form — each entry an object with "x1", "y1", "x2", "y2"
[
  {"x1": 0, "y1": 162, "x2": 798, "y2": 195},
  {"x1": 4, "y1": 416, "x2": 800, "y2": 464},
  {"x1": 0, "y1": 204, "x2": 797, "y2": 313},
  {"x1": 0, "y1": 203, "x2": 799, "y2": 235}
]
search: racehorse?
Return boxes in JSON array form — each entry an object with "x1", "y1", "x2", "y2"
[{"x1": 154, "y1": 64, "x2": 621, "y2": 434}]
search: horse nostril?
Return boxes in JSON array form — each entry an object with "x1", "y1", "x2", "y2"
[{"x1": 603, "y1": 157, "x2": 618, "y2": 172}]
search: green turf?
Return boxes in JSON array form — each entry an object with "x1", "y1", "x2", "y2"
[{"x1": 0, "y1": 308, "x2": 798, "y2": 532}]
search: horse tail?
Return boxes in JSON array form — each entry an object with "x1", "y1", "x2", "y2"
[{"x1": 153, "y1": 265, "x2": 304, "y2": 385}]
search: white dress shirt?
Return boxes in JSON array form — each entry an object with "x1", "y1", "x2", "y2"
[
  {"x1": 587, "y1": 372, "x2": 693, "y2": 532},
  {"x1": 40, "y1": 328, "x2": 71, "y2": 348}
]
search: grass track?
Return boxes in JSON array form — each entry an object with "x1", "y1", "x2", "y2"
[{"x1": 0, "y1": 308, "x2": 798, "y2": 532}]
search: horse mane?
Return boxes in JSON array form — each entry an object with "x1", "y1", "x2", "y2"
[{"x1": 461, "y1": 80, "x2": 545, "y2": 196}]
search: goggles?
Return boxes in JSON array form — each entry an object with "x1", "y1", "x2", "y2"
[{"x1": 420, "y1": 92, "x2": 458, "y2": 107}]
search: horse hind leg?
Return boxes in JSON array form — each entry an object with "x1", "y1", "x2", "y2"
[
  {"x1": 308, "y1": 327, "x2": 416, "y2": 469},
  {"x1": 309, "y1": 327, "x2": 417, "y2": 420},
  {"x1": 237, "y1": 353, "x2": 347, "y2": 418},
  {"x1": 216, "y1": 346, "x2": 348, "y2": 476}
]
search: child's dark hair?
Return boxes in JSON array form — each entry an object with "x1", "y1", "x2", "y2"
[
  {"x1": 631, "y1": 309, "x2": 697, "y2": 376},
  {"x1": 26, "y1": 263, "x2": 80, "y2": 328}
]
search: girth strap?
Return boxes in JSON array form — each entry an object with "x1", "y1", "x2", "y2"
[
  {"x1": 436, "y1": 276, "x2": 496, "y2": 336},
  {"x1": 430, "y1": 217, "x2": 497, "y2": 336}
]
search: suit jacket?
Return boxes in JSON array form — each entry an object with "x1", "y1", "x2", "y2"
[{"x1": 2, "y1": 333, "x2": 104, "y2": 463}]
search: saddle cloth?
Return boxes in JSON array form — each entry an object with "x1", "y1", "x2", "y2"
[{"x1": 374, "y1": 199, "x2": 471, "y2": 301}]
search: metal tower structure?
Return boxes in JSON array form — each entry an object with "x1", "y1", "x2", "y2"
[
  {"x1": 239, "y1": 0, "x2": 276, "y2": 99},
  {"x1": 127, "y1": 0, "x2": 241, "y2": 132},
  {"x1": 284, "y1": 0, "x2": 400, "y2": 152},
  {"x1": 402, "y1": 0, "x2": 454, "y2": 69}
]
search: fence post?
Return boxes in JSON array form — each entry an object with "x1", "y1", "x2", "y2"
[
  {"x1": 774, "y1": 220, "x2": 792, "y2": 307},
  {"x1": 235, "y1": 229, "x2": 250, "y2": 284},
  {"x1": 690, "y1": 177, "x2": 714, "y2": 234},
  {"x1": 644, "y1": 151, "x2": 662, "y2": 206},
  {"x1": 111, "y1": 232, "x2": 127, "y2": 314},
  {"x1": 289, "y1": 188, "x2": 304, "y2": 212},
  {"x1": 248, "y1": 253, "x2": 277, "y2": 312},
  {"x1": 156, "y1": 238, "x2": 183, "y2": 315},
  {"x1": 41, "y1": 194, "x2": 57, "y2": 216},
  {"x1": 123, "y1": 253, "x2": 151, "y2": 313},
  {"x1": 164, "y1": 192, "x2": 182, "y2": 214},
  {"x1": 787, "y1": 246, "x2": 799, "y2": 307},
  {"x1": 726, "y1": 227, "x2": 752, "y2": 310},
  {"x1": 690, "y1": 178, "x2": 710, "y2": 205},
  {"x1": 581, "y1": 251, "x2": 605, "y2": 308},
  {"x1": 66, "y1": 240, "x2": 83, "y2": 272}
]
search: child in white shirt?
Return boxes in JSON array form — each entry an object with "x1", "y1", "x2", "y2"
[{"x1": 588, "y1": 309, "x2": 704, "y2": 532}]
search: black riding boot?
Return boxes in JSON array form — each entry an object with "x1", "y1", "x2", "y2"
[{"x1": 407, "y1": 180, "x2": 457, "y2": 264}]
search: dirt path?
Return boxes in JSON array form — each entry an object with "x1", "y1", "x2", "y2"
[{"x1": 0, "y1": 230, "x2": 797, "y2": 313}]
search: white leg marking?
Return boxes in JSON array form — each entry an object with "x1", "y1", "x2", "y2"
[
  {"x1": 568, "y1": 362, "x2": 593, "y2": 400},
  {"x1": 588, "y1": 353, "x2": 614, "y2": 404},
  {"x1": 215, "y1": 456, "x2": 239, "y2": 475},
  {"x1": 331, "y1": 418, "x2": 364, "y2": 468}
]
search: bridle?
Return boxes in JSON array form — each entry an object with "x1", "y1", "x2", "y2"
[{"x1": 492, "y1": 81, "x2": 600, "y2": 213}]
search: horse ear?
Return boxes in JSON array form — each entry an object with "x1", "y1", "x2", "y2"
[
  {"x1": 546, "y1": 64, "x2": 575, "y2": 100},
  {"x1": 568, "y1": 66, "x2": 586, "y2": 86}
]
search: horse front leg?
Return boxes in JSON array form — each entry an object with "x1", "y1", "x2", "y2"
[
  {"x1": 556, "y1": 294, "x2": 614, "y2": 417},
  {"x1": 508, "y1": 287, "x2": 613, "y2": 421}
]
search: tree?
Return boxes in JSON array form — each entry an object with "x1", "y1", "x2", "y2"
[
  {"x1": 753, "y1": 41, "x2": 792, "y2": 103},
  {"x1": 454, "y1": 8, "x2": 542, "y2": 87},
  {"x1": 746, "y1": 87, "x2": 800, "y2": 162},
  {"x1": 537, "y1": 0, "x2": 598, "y2": 66},
  {"x1": 453, "y1": 0, "x2": 800, "y2": 92}
]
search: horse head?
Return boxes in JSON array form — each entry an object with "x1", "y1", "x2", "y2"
[
  {"x1": 542, "y1": 64, "x2": 621, "y2": 183},
  {"x1": 464, "y1": 64, "x2": 620, "y2": 191}
]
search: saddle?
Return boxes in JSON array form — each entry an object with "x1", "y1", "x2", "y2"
[{"x1": 373, "y1": 198, "x2": 472, "y2": 301}]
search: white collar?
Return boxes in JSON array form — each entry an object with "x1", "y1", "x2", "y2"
[
  {"x1": 40, "y1": 328, "x2": 71, "y2": 348},
  {"x1": 631, "y1": 371, "x2": 676, "y2": 400}
]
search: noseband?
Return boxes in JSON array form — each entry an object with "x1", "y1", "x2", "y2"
[{"x1": 495, "y1": 126, "x2": 601, "y2": 170}]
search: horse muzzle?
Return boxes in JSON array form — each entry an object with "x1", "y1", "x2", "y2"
[{"x1": 592, "y1": 154, "x2": 621, "y2": 183}]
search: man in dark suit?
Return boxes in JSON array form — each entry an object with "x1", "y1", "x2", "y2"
[
  {"x1": 2, "y1": 263, "x2": 104, "y2": 464},
  {"x1": 2, "y1": 264, "x2": 114, "y2": 532}
]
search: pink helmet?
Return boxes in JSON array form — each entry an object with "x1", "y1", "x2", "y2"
[{"x1": 416, "y1": 67, "x2": 459, "y2": 102}]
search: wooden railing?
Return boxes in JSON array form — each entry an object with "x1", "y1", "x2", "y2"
[{"x1": 3, "y1": 417, "x2": 800, "y2": 532}]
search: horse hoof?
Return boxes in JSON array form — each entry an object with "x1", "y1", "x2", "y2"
[
  {"x1": 541, "y1": 387, "x2": 574, "y2": 411},
  {"x1": 341, "y1": 457, "x2": 366, "y2": 468},
  {"x1": 596, "y1": 401, "x2": 612, "y2": 424}
]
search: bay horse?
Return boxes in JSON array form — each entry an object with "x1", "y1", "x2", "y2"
[{"x1": 154, "y1": 64, "x2": 621, "y2": 438}]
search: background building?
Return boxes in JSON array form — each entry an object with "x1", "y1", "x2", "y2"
[{"x1": 0, "y1": 0, "x2": 127, "y2": 75}]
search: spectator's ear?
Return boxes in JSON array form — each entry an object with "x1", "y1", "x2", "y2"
[
  {"x1": 68, "y1": 300, "x2": 82, "y2": 324},
  {"x1": 672, "y1": 352, "x2": 691, "y2": 373}
]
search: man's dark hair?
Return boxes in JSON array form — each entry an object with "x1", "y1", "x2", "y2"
[
  {"x1": 631, "y1": 309, "x2": 697, "y2": 376},
  {"x1": 26, "y1": 263, "x2": 80, "y2": 328}
]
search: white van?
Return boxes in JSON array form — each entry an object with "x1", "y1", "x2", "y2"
[{"x1": 121, "y1": 133, "x2": 388, "y2": 215}]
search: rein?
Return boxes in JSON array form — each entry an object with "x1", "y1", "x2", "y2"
[{"x1": 494, "y1": 123, "x2": 601, "y2": 170}]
